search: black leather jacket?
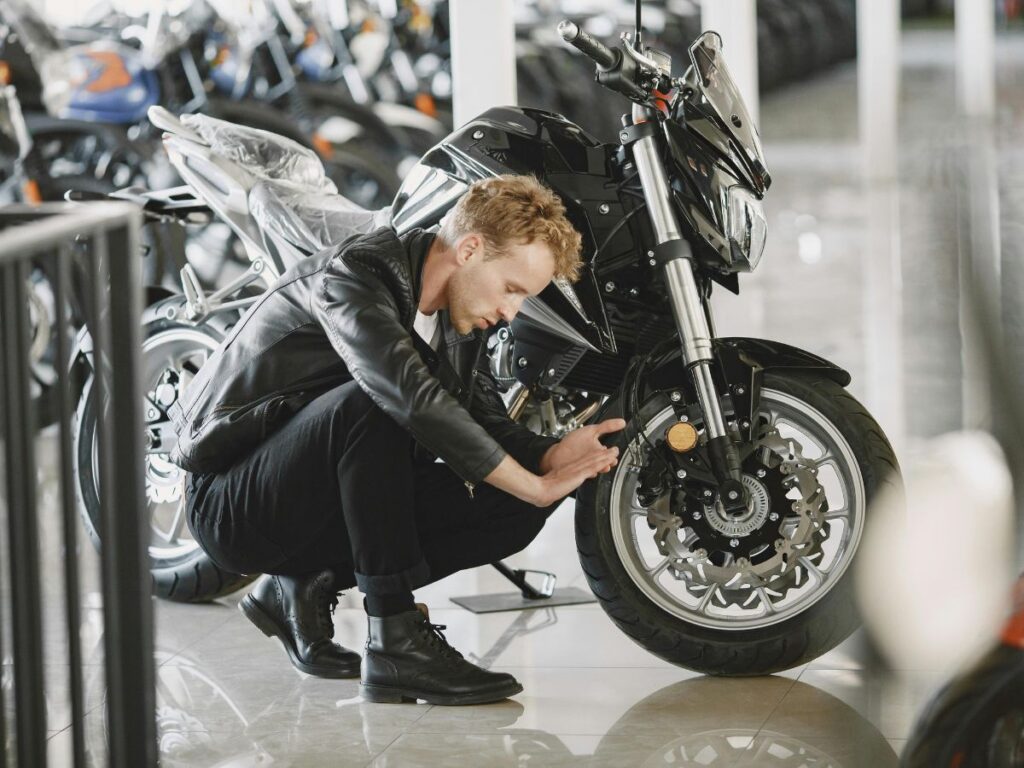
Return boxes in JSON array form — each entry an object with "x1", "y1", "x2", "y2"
[{"x1": 168, "y1": 227, "x2": 558, "y2": 485}]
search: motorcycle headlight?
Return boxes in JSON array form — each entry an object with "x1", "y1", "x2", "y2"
[{"x1": 727, "y1": 185, "x2": 767, "y2": 270}]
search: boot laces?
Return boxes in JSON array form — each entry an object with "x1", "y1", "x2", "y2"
[
  {"x1": 314, "y1": 583, "x2": 342, "y2": 639},
  {"x1": 418, "y1": 618, "x2": 464, "y2": 662}
]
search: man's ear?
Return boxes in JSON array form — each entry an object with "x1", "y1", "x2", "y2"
[{"x1": 454, "y1": 233, "x2": 482, "y2": 266}]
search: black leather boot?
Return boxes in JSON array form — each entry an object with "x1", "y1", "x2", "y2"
[
  {"x1": 239, "y1": 570, "x2": 361, "y2": 678},
  {"x1": 361, "y1": 609, "x2": 522, "y2": 705}
]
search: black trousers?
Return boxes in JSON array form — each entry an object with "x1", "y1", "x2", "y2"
[{"x1": 185, "y1": 381, "x2": 560, "y2": 595}]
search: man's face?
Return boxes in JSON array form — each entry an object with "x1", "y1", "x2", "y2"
[{"x1": 446, "y1": 235, "x2": 555, "y2": 336}]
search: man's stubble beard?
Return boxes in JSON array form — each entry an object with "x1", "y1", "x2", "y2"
[{"x1": 446, "y1": 269, "x2": 478, "y2": 336}]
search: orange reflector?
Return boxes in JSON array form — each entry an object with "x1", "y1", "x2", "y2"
[
  {"x1": 0, "y1": 60, "x2": 10, "y2": 85},
  {"x1": 414, "y1": 92, "x2": 437, "y2": 118},
  {"x1": 304, "y1": 28, "x2": 318, "y2": 47},
  {"x1": 666, "y1": 421, "x2": 699, "y2": 453},
  {"x1": 311, "y1": 132, "x2": 334, "y2": 160},
  {"x1": 652, "y1": 88, "x2": 674, "y2": 117},
  {"x1": 1002, "y1": 577, "x2": 1024, "y2": 649},
  {"x1": 410, "y1": 4, "x2": 431, "y2": 32},
  {"x1": 22, "y1": 179, "x2": 42, "y2": 205},
  {"x1": 1002, "y1": 611, "x2": 1024, "y2": 649},
  {"x1": 361, "y1": 18, "x2": 377, "y2": 33}
]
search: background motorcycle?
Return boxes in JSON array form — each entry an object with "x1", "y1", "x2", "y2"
[
  {"x1": 72, "y1": 107, "x2": 392, "y2": 602},
  {"x1": 0, "y1": 83, "x2": 94, "y2": 426}
]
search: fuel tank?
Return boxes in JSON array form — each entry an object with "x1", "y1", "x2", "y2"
[{"x1": 60, "y1": 42, "x2": 159, "y2": 124}]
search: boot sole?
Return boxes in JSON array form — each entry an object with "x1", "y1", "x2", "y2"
[
  {"x1": 360, "y1": 681, "x2": 524, "y2": 706},
  {"x1": 239, "y1": 594, "x2": 360, "y2": 679}
]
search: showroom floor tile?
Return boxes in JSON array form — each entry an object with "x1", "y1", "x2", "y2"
[{"x1": 9, "y1": 23, "x2": 1024, "y2": 768}]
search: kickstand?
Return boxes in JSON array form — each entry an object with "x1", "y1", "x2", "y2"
[
  {"x1": 490, "y1": 561, "x2": 556, "y2": 600},
  {"x1": 448, "y1": 560, "x2": 597, "y2": 614}
]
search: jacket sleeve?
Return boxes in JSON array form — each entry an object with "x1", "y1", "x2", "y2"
[
  {"x1": 314, "y1": 252, "x2": 507, "y2": 484},
  {"x1": 467, "y1": 341, "x2": 560, "y2": 475}
]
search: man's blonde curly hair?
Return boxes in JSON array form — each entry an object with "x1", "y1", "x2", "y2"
[{"x1": 438, "y1": 175, "x2": 583, "y2": 282}]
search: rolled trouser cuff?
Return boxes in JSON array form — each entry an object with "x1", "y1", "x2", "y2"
[{"x1": 354, "y1": 559, "x2": 431, "y2": 594}]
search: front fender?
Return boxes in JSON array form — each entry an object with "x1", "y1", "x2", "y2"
[
  {"x1": 644, "y1": 337, "x2": 851, "y2": 439},
  {"x1": 713, "y1": 337, "x2": 851, "y2": 387},
  {"x1": 648, "y1": 337, "x2": 850, "y2": 391}
]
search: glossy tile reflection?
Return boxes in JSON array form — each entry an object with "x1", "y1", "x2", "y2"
[{"x1": 11, "y1": 23, "x2": 1024, "y2": 768}]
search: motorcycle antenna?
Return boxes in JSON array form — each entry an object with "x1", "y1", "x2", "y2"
[{"x1": 634, "y1": 0, "x2": 643, "y2": 49}]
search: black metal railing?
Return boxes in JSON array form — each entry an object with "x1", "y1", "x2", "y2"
[{"x1": 0, "y1": 202, "x2": 155, "y2": 768}]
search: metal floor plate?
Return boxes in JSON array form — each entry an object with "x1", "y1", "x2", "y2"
[{"x1": 450, "y1": 587, "x2": 596, "y2": 614}]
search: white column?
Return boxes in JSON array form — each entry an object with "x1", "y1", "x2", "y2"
[
  {"x1": 701, "y1": 0, "x2": 759, "y2": 125},
  {"x1": 955, "y1": 0, "x2": 996, "y2": 116},
  {"x1": 449, "y1": 0, "x2": 517, "y2": 129},
  {"x1": 857, "y1": 0, "x2": 901, "y2": 180},
  {"x1": 959, "y1": 128, "x2": 1002, "y2": 430},
  {"x1": 862, "y1": 185, "x2": 906, "y2": 456}
]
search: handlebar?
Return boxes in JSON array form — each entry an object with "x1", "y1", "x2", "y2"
[{"x1": 556, "y1": 20, "x2": 619, "y2": 70}]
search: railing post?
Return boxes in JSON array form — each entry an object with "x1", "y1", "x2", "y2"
[
  {"x1": 94, "y1": 219, "x2": 157, "y2": 768},
  {"x1": 0, "y1": 202, "x2": 154, "y2": 768},
  {"x1": 0, "y1": 259, "x2": 47, "y2": 768}
]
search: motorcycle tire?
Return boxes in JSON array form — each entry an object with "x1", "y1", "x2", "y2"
[
  {"x1": 73, "y1": 307, "x2": 255, "y2": 602},
  {"x1": 576, "y1": 370, "x2": 901, "y2": 676}
]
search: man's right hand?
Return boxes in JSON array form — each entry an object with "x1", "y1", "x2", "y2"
[
  {"x1": 483, "y1": 446, "x2": 619, "y2": 508},
  {"x1": 529, "y1": 446, "x2": 619, "y2": 507}
]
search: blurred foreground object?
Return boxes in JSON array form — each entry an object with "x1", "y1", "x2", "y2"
[{"x1": 856, "y1": 431, "x2": 1015, "y2": 672}]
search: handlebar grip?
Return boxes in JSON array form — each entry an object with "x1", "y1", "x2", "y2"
[{"x1": 557, "y1": 20, "x2": 619, "y2": 70}]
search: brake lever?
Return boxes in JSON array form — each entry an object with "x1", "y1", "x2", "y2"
[
  {"x1": 619, "y1": 34, "x2": 662, "y2": 76},
  {"x1": 620, "y1": 35, "x2": 674, "y2": 98}
]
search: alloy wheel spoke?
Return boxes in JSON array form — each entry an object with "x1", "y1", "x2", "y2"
[
  {"x1": 813, "y1": 452, "x2": 836, "y2": 469},
  {"x1": 696, "y1": 584, "x2": 719, "y2": 614},
  {"x1": 798, "y1": 556, "x2": 824, "y2": 584},
  {"x1": 163, "y1": 500, "x2": 186, "y2": 545},
  {"x1": 646, "y1": 558, "x2": 671, "y2": 578}
]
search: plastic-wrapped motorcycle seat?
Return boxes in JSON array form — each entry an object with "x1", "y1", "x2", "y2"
[
  {"x1": 180, "y1": 112, "x2": 337, "y2": 193},
  {"x1": 249, "y1": 178, "x2": 392, "y2": 255}
]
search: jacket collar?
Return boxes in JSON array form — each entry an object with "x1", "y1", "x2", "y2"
[
  {"x1": 404, "y1": 226, "x2": 436, "y2": 311},
  {"x1": 402, "y1": 226, "x2": 481, "y2": 348}
]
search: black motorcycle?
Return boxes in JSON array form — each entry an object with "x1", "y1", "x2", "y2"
[
  {"x1": 383, "y1": 11, "x2": 903, "y2": 673},
  {"x1": 73, "y1": 4, "x2": 901, "y2": 676}
]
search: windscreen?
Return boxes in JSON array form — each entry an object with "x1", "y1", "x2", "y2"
[{"x1": 688, "y1": 32, "x2": 769, "y2": 193}]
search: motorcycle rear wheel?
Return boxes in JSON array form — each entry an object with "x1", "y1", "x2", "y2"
[{"x1": 73, "y1": 308, "x2": 255, "y2": 602}]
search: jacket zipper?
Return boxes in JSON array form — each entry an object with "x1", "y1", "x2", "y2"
[{"x1": 462, "y1": 336, "x2": 489, "y2": 499}]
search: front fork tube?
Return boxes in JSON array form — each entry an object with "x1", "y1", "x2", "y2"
[
  {"x1": 662, "y1": 255, "x2": 744, "y2": 490},
  {"x1": 631, "y1": 129, "x2": 745, "y2": 497}
]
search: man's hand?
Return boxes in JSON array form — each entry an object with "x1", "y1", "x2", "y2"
[
  {"x1": 529, "y1": 445, "x2": 619, "y2": 507},
  {"x1": 539, "y1": 418, "x2": 628, "y2": 475},
  {"x1": 482, "y1": 418, "x2": 627, "y2": 507}
]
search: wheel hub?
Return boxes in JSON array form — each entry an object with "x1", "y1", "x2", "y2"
[
  {"x1": 703, "y1": 475, "x2": 770, "y2": 538},
  {"x1": 146, "y1": 455, "x2": 184, "y2": 505}
]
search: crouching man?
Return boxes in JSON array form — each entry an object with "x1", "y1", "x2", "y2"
[{"x1": 171, "y1": 175, "x2": 624, "y2": 705}]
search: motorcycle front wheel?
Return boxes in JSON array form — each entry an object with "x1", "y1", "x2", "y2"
[{"x1": 576, "y1": 370, "x2": 901, "y2": 675}]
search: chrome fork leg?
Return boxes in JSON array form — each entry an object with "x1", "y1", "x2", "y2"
[
  {"x1": 631, "y1": 132, "x2": 728, "y2": 440},
  {"x1": 630, "y1": 126, "x2": 744, "y2": 493}
]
